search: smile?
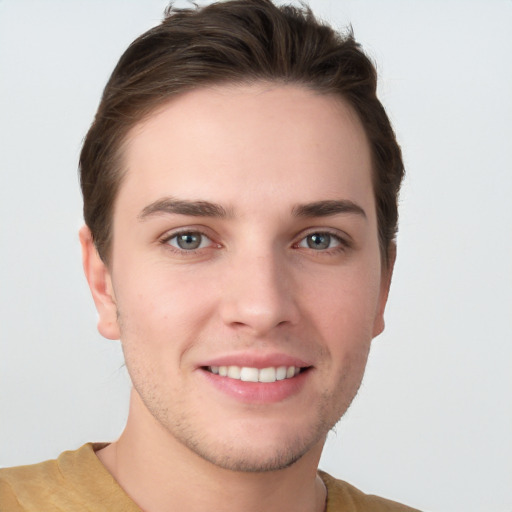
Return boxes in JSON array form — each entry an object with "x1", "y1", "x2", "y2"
[{"x1": 208, "y1": 365, "x2": 302, "y2": 383}]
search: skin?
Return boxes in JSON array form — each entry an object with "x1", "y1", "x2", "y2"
[{"x1": 80, "y1": 83, "x2": 394, "y2": 512}]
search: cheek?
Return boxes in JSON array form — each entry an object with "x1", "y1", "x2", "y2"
[
  {"x1": 112, "y1": 262, "x2": 221, "y2": 367},
  {"x1": 305, "y1": 264, "x2": 382, "y2": 334}
]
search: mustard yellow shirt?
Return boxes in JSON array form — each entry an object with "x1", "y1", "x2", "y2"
[{"x1": 0, "y1": 444, "x2": 420, "y2": 511}]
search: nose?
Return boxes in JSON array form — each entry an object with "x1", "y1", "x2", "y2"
[{"x1": 219, "y1": 249, "x2": 300, "y2": 336}]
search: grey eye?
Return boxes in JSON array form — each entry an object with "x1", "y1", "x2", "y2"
[
  {"x1": 168, "y1": 232, "x2": 209, "y2": 250},
  {"x1": 306, "y1": 233, "x2": 331, "y2": 250},
  {"x1": 298, "y1": 232, "x2": 341, "y2": 250}
]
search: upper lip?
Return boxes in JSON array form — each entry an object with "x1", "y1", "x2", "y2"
[{"x1": 199, "y1": 352, "x2": 312, "y2": 369}]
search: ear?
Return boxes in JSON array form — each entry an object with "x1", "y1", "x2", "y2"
[
  {"x1": 372, "y1": 242, "x2": 397, "y2": 338},
  {"x1": 79, "y1": 225, "x2": 120, "y2": 340}
]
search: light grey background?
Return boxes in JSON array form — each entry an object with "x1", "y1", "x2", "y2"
[{"x1": 1, "y1": 1, "x2": 511, "y2": 511}]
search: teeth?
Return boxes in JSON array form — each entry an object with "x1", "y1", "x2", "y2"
[
  {"x1": 258, "y1": 367, "x2": 276, "y2": 383},
  {"x1": 240, "y1": 367, "x2": 259, "y2": 382},
  {"x1": 227, "y1": 366, "x2": 241, "y2": 379},
  {"x1": 208, "y1": 365, "x2": 301, "y2": 383},
  {"x1": 276, "y1": 366, "x2": 287, "y2": 380}
]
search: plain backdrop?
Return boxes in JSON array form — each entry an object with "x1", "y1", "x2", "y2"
[{"x1": 1, "y1": 1, "x2": 511, "y2": 511}]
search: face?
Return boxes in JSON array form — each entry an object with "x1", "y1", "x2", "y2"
[{"x1": 82, "y1": 83, "x2": 393, "y2": 472}]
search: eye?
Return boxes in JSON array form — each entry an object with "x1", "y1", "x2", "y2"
[
  {"x1": 298, "y1": 232, "x2": 342, "y2": 250},
  {"x1": 166, "y1": 231, "x2": 212, "y2": 251}
]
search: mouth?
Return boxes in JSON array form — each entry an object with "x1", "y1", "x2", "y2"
[{"x1": 204, "y1": 365, "x2": 308, "y2": 383}]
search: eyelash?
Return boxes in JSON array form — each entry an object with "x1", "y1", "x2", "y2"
[
  {"x1": 159, "y1": 229, "x2": 350, "y2": 255},
  {"x1": 294, "y1": 230, "x2": 350, "y2": 254},
  {"x1": 160, "y1": 229, "x2": 218, "y2": 255}
]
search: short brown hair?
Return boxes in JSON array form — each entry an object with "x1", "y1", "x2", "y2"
[{"x1": 80, "y1": 0, "x2": 404, "y2": 266}]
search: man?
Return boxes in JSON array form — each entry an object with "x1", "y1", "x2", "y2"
[{"x1": 0, "y1": 1, "x2": 419, "y2": 510}]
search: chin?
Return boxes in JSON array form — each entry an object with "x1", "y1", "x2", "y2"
[
  {"x1": 159, "y1": 403, "x2": 338, "y2": 474},
  {"x1": 180, "y1": 428, "x2": 324, "y2": 473},
  {"x1": 130, "y1": 352, "x2": 368, "y2": 473}
]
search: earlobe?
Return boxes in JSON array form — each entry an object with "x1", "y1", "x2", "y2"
[
  {"x1": 372, "y1": 243, "x2": 397, "y2": 338},
  {"x1": 79, "y1": 225, "x2": 120, "y2": 340}
]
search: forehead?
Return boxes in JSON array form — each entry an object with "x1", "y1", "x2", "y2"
[{"x1": 118, "y1": 83, "x2": 374, "y2": 217}]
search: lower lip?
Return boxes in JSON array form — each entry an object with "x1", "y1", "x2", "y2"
[{"x1": 199, "y1": 368, "x2": 310, "y2": 404}]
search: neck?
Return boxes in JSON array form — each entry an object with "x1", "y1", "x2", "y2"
[{"x1": 97, "y1": 392, "x2": 327, "y2": 512}]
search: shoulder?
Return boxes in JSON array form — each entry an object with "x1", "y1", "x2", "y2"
[
  {"x1": 0, "y1": 452, "x2": 67, "y2": 512},
  {"x1": 0, "y1": 472, "x2": 24, "y2": 511},
  {"x1": 0, "y1": 443, "x2": 139, "y2": 512},
  {"x1": 319, "y1": 471, "x2": 422, "y2": 512}
]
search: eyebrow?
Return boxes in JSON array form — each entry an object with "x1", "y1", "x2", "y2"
[
  {"x1": 138, "y1": 197, "x2": 230, "y2": 220},
  {"x1": 138, "y1": 197, "x2": 366, "y2": 221},
  {"x1": 292, "y1": 200, "x2": 367, "y2": 219}
]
